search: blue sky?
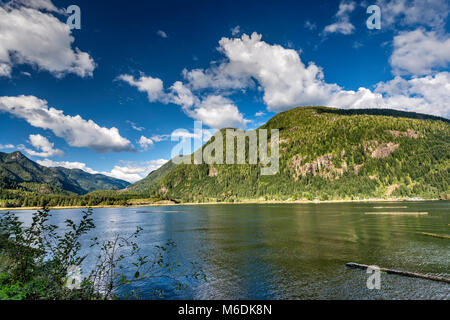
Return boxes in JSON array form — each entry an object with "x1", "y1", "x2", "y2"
[{"x1": 0, "y1": 0, "x2": 449, "y2": 182}]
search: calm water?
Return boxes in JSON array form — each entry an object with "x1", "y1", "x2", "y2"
[{"x1": 3, "y1": 201, "x2": 449, "y2": 300}]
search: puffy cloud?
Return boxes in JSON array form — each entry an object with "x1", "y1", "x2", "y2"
[
  {"x1": 181, "y1": 65, "x2": 251, "y2": 91},
  {"x1": 121, "y1": 31, "x2": 450, "y2": 122},
  {"x1": 167, "y1": 81, "x2": 247, "y2": 128},
  {"x1": 375, "y1": 72, "x2": 450, "y2": 118},
  {"x1": 104, "y1": 165, "x2": 148, "y2": 183},
  {"x1": 20, "y1": 134, "x2": 65, "y2": 157},
  {"x1": 138, "y1": 136, "x2": 154, "y2": 151},
  {"x1": 11, "y1": 0, "x2": 62, "y2": 13},
  {"x1": 168, "y1": 81, "x2": 198, "y2": 108},
  {"x1": 323, "y1": 20, "x2": 355, "y2": 35},
  {"x1": 217, "y1": 32, "x2": 450, "y2": 118},
  {"x1": 119, "y1": 74, "x2": 249, "y2": 128},
  {"x1": 390, "y1": 29, "x2": 450, "y2": 76},
  {"x1": 185, "y1": 95, "x2": 248, "y2": 128},
  {"x1": 156, "y1": 30, "x2": 168, "y2": 38},
  {"x1": 0, "y1": 1, "x2": 95, "y2": 77},
  {"x1": 117, "y1": 74, "x2": 165, "y2": 102},
  {"x1": 37, "y1": 158, "x2": 168, "y2": 183},
  {"x1": 323, "y1": 0, "x2": 356, "y2": 35},
  {"x1": 37, "y1": 159, "x2": 98, "y2": 174},
  {"x1": 105, "y1": 160, "x2": 168, "y2": 183},
  {"x1": 117, "y1": 74, "x2": 199, "y2": 108},
  {"x1": 376, "y1": 0, "x2": 449, "y2": 29},
  {"x1": 0, "y1": 144, "x2": 15, "y2": 149},
  {"x1": 0, "y1": 63, "x2": 12, "y2": 77},
  {"x1": 327, "y1": 87, "x2": 385, "y2": 109},
  {"x1": 0, "y1": 95, "x2": 134, "y2": 153},
  {"x1": 218, "y1": 32, "x2": 335, "y2": 110}
]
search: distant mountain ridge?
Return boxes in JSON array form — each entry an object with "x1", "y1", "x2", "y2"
[
  {"x1": 0, "y1": 151, "x2": 130, "y2": 195},
  {"x1": 127, "y1": 107, "x2": 449, "y2": 201}
]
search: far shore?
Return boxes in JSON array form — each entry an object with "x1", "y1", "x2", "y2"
[{"x1": 0, "y1": 198, "x2": 443, "y2": 212}]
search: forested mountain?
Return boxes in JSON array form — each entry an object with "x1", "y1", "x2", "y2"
[
  {"x1": 1, "y1": 107, "x2": 448, "y2": 208},
  {"x1": 0, "y1": 151, "x2": 129, "y2": 195},
  {"x1": 126, "y1": 160, "x2": 177, "y2": 193},
  {"x1": 129, "y1": 107, "x2": 449, "y2": 202}
]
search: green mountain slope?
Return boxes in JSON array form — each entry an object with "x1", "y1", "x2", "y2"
[
  {"x1": 131, "y1": 107, "x2": 449, "y2": 202},
  {"x1": 0, "y1": 151, "x2": 130, "y2": 195},
  {"x1": 127, "y1": 160, "x2": 176, "y2": 193}
]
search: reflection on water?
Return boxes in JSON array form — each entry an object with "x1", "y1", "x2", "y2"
[{"x1": 4, "y1": 201, "x2": 449, "y2": 300}]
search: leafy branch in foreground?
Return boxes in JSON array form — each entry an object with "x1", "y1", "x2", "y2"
[
  {"x1": 87, "y1": 232, "x2": 206, "y2": 299},
  {"x1": 0, "y1": 208, "x2": 206, "y2": 300}
]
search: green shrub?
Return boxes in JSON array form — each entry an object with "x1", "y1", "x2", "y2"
[{"x1": 0, "y1": 208, "x2": 205, "y2": 300}]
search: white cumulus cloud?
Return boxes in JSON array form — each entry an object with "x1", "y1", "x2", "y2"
[
  {"x1": 11, "y1": 0, "x2": 62, "y2": 13},
  {"x1": 138, "y1": 136, "x2": 154, "y2": 151},
  {"x1": 390, "y1": 29, "x2": 450, "y2": 76},
  {"x1": 323, "y1": 0, "x2": 356, "y2": 35},
  {"x1": 375, "y1": 72, "x2": 450, "y2": 117},
  {"x1": 117, "y1": 74, "x2": 165, "y2": 102},
  {"x1": 120, "y1": 31, "x2": 450, "y2": 122},
  {"x1": 0, "y1": 95, "x2": 134, "y2": 153},
  {"x1": 218, "y1": 32, "x2": 336, "y2": 111},
  {"x1": 186, "y1": 95, "x2": 248, "y2": 128},
  {"x1": 0, "y1": 144, "x2": 15, "y2": 149},
  {"x1": 37, "y1": 159, "x2": 98, "y2": 174},
  {"x1": 119, "y1": 74, "x2": 249, "y2": 129},
  {"x1": 0, "y1": 1, "x2": 95, "y2": 78},
  {"x1": 217, "y1": 32, "x2": 450, "y2": 118},
  {"x1": 37, "y1": 158, "x2": 169, "y2": 183},
  {"x1": 376, "y1": 0, "x2": 449, "y2": 30},
  {"x1": 20, "y1": 134, "x2": 65, "y2": 157}
]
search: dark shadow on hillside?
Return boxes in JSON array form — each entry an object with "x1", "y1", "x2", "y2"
[{"x1": 317, "y1": 108, "x2": 449, "y2": 123}]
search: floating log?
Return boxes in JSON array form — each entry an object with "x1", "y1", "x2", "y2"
[
  {"x1": 364, "y1": 212, "x2": 428, "y2": 215},
  {"x1": 373, "y1": 206, "x2": 408, "y2": 209},
  {"x1": 421, "y1": 232, "x2": 450, "y2": 240},
  {"x1": 346, "y1": 262, "x2": 450, "y2": 284},
  {"x1": 136, "y1": 210, "x2": 182, "y2": 213}
]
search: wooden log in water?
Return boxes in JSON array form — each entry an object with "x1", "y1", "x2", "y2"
[
  {"x1": 346, "y1": 262, "x2": 450, "y2": 284},
  {"x1": 364, "y1": 212, "x2": 428, "y2": 215},
  {"x1": 421, "y1": 232, "x2": 450, "y2": 240},
  {"x1": 373, "y1": 206, "x2": 408, "y2": 209}
]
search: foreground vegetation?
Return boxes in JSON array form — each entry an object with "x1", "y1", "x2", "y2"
[{"x1": 0, "y1": 208, "x2": 205, "y2": 300}]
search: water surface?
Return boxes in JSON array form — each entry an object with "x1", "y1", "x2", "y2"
[{"x1": 4, "y1": 201, "x2": 449, "y2": 299}]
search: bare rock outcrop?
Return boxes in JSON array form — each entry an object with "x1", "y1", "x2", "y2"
[
  {"x1": 388, "y1": 129, "x2": 419, "y2": 139},
  {"x1": 289, "y1": 153, "x2": 346, "y2": 181}
]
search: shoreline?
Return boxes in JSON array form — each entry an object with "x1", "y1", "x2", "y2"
[{"x1": 0, "y1": 198, "x2": 443, "y2": 212}]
